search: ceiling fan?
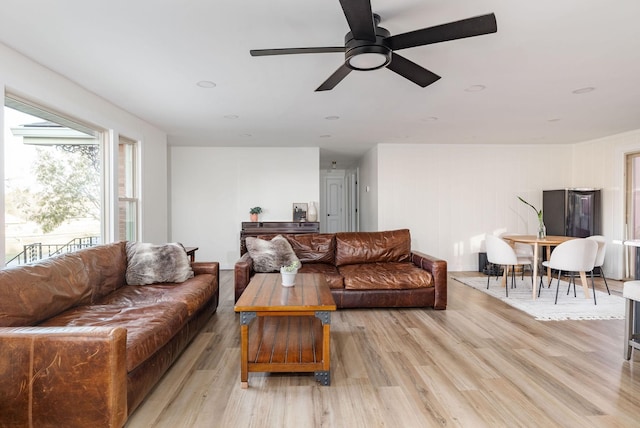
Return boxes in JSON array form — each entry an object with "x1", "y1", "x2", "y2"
[{"x1": 250, "y1": 0, "x2": 497, "y2": 91}]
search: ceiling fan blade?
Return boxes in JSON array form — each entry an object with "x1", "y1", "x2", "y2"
[
  {"x1": 250, "y1": 47, "x2": 345, "y2": 56},
  {"x1": 315, "y1": 64, "x2": 352, "y2": 91},
  {"x1": 386, "y1": 13, "x2": 497, "y2": 51},
  {"x1": 339, "y1": 0, "x2": 376, "y2": 41},
  {"x1": 386, "y1": 53, "x2": 441, "y2": 87}
]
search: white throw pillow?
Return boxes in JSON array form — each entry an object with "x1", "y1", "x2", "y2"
[
  {"x1": 125, "y1": 242, "x2": 194, "y2": 285},
  {"x1": 245, "y1": 235, "x2": 300, "y2": 273}
]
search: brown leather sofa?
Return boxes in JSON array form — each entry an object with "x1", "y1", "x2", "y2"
[
  {"x1": 235, "y1": 229, "x2": 447, "y2": 309},
  {"x1": 0, "y1": 242, "x2": 219, "y2": 428}
]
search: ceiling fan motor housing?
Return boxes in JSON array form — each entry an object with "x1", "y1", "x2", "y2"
[{"x1": 344, "y1": 26, "x2": 391, "y2": 71}]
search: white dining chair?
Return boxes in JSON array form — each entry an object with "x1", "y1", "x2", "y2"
[
  {"x1": 586, "y1": 235, "x2": 610, "y2": 295},
  {"x1": 500, "y1": 232, "x2": 534, "y2": 279},
  {"x1": 541, "y1": 238, "x2": 599, "y2": 304},
  {"x1": 485, "y1": 234, "x2": 533, "y2": 297}
]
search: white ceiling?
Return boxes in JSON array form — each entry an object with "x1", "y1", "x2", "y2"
[{"x1": 1, "y1": 0, "x2": 640, "y2": 169}]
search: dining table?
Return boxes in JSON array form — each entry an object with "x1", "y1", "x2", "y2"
[{"x1": 501, "y1": 234, "x2": 578, "y2": 300}]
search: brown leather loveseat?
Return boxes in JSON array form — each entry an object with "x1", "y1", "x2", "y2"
[
  {"x1": 0, "y1": 242, "x2": 219, "y2": 428},
  {"x1": 235, "y1": 229, "x2": 446, "y2": 309}
]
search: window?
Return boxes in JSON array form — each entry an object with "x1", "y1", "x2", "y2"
[
  {"x1": 118, "y1": 137, "x2": 138, "y2": 241},
  {"x1": 3, "y1": 95, "x2": 103, "y2": 265}
]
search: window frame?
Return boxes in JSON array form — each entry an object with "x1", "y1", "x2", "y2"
[
  {"x1": 3, "y1": 93, "x2": 110, "y2": 264},
  {"x1": 118, "y1": 136, "x2": 140, "y2": 242}
]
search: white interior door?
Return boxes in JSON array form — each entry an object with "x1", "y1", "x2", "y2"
[
  {"x1": 325, "y1": 177, "x2": 343, "y2": 233},
  {"x1": 345, "y1": 169, "x2": 359, "y2": 232}
]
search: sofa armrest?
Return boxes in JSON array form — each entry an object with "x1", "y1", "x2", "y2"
[
  {"x1": 191, "y1": 261, "x2": 219, "y2": 277},
  {"x1": 234, "y1": 252, "x2": 254, "y2": 302},
  {"x1": 192, "y1": 262, "x2": 220, "y2": 307},
  {"x1": 412, "y1": 251, "x2": 447, "y2": 310},
  {"x1": 0, "y1": 326, "x2": 128, "y2": 428}
]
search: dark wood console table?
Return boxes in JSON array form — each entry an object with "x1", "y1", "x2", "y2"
[
  {"x1": 240, "y1": 221, "x2": 319, "y2": 254},
  {"x1": 184, "y1": 246, "x2": 198, "y2": 263}
]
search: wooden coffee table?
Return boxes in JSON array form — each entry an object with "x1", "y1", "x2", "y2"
[{"x1": 234, "y1": 273, "x2": 336, "y2": 388}]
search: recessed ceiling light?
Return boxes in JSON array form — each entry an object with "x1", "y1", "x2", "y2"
[
  {"x1": 548, "y1": 118, "x2": 561, "y2": 122},
  {"x1": 224, "y1": 114, "x2": 239, "y2": 119},
  {"x1": 240, "y1": 133, "x2": 252, "y2": 137},
  {"x1": 196, "y1": 80, "x2": 216, "y2": 88},
  {"x1": 319, "y1": 134, "x2": 332, "y2": 138},
  {"x1": 465, "y1": 85, "x2": 486, "y2": 92},
  {"x1": 324, "y1": 116, "x2": 340, "y2": 120},
  {"x1": 572, "y1": 87, "x2": 595, "y2": 94}
]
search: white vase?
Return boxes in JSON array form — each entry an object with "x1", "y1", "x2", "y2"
[
  {"x1": 280, "y1": 267, "x2": 297, "y2": 287},
  {"x1": 308, "y1": 201, "x2": 318, "y2": 222}
]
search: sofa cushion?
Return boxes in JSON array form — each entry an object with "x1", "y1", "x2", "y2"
[
  {"x1": 285, "y1": 233, "x2": 335, "y2": 264},
  {"x1": 298, "y1": 263, "x2": 344, "y2": 289},
  {"x1": 125, "y1": 242, "x2": 194, "y2": 285},
  {"x1": 40, "y1": 302, "x2": 189, "y2": 372},
  {"x1": 97, "y1": 274, "x2": 217, "y2": 318},
  {"x1": 77, "y1": 242, "x2": 128, "y2": 303},
  {"x1": 335, "y1": 229, "x2": 412, "y2": 267},
  {"x1": 338, "y1": 262, "x2": 433, "y2": 290},
  {"x1": 0, "y1": 253, "x2": 91, "y2": 327},
  {"x1": 246, "y1": 235, "x2": 299, "y2": 273}
]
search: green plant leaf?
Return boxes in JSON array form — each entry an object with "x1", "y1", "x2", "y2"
[{"x1": 517, "y1": 196, "x2": 542, "y2": 217}]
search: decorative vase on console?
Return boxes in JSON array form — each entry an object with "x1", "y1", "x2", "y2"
[{"x1": 307, "y1": 201, "x2": 318, "y2": 222}]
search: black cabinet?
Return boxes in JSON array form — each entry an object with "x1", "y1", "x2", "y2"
[
  {"x1": 543, "y1": 189, "x2": 601, "y2": 237},
  {"x1": 240, "y1": 221, "x2": 319, "y2": 254}
]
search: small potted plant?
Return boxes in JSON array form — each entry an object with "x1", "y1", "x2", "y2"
[
  {"x1": 249, "y1": 206, "x2": 262, "y2": 222},
  {"x1": 280, "y1": 260, "x2": 301, "y2": 287}
]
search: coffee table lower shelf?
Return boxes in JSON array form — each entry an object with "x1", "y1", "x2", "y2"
[{"x1": 240, "y1": 313, "x2": 331, "y2": 388}]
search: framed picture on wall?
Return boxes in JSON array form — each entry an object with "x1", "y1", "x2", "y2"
[{"x1": 292, "y1": 203, "x2": 308, "y2": 221}]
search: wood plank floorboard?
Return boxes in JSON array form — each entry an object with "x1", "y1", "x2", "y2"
[{"x1": 125, "y1": 271, "x2": 640, "y2": 428}]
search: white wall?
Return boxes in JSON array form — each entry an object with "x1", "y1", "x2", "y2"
[
  {"x1": 358, "y1": 145, "x2": 378, "y2": 232},
  {"x1": 572, "y1": 129, "x2": 640, "y2": 279},
  {"x1": 375, "y1": 143, "x2": 573, "y2": 272},
  {"x1": 0, "y1": 42, "x2": 169, "y2": 251},
  {"x1": 169, "y1": 146, "x2": 319, "y2": 269}
]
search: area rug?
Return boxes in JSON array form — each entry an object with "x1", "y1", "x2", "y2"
[{"x1": 452, "y1": 275, "x2": 625, "y2": 321}]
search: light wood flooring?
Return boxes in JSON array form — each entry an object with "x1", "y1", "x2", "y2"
[{"x1": 125, "y1": 271, "x2": 640, "y2": 428}]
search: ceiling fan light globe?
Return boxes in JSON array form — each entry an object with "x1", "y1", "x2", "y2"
[
  {"x1": 348, "y1": 52, "x2": 388, "y2": 70},
  {"x1": 345, "y1": 45, "x2": 391, "y2": 71}
]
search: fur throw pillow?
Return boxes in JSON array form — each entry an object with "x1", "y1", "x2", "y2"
[
  {"x1": 245, "y1": 235, "x2": 300, "y2": 273},
  {"x1": 126, "y1": 242, "x2": 194, "y2": 285}
]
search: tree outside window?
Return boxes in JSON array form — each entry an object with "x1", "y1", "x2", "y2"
[{"x1": 4, "y1": 104, "x2": 101, "y2": 265}]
